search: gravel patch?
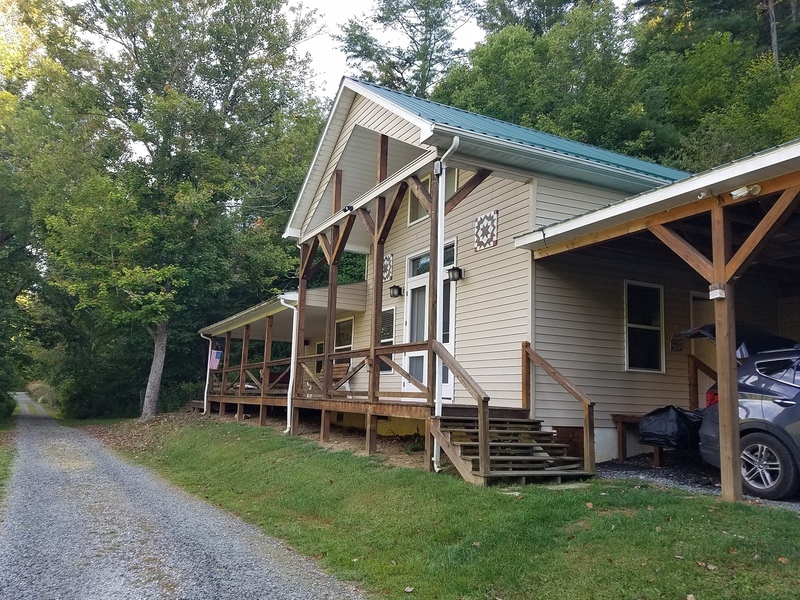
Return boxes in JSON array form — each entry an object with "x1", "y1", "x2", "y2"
[
  {"x1": 0, "y1": 393, "x2": 365, "y2": 600},
  {"x1": 596, "y1": 447, "x2": 800, "y2": 511}
]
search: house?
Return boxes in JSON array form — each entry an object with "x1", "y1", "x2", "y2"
[{"x1": 199, "y1": 77, "x2": 800, "y2": 499}]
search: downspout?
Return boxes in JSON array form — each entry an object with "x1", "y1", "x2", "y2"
[
  {"x1": 433, "y1": 136, "x2": 460, "y2": 472},
  {"x1": 199, "y1": 333, "x2": 213, "y2": 415},
  {"x1": 280, "y1": 296, "x2": 299, "y2": 434}
]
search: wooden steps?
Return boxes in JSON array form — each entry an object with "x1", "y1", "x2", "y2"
[{"x1": 430, "y1": 406, "x2": 592, "y2": 485}]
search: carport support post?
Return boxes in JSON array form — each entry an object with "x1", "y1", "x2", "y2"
[{"x1": 712, "y1": 205, "x2": 743, "y2": 502}]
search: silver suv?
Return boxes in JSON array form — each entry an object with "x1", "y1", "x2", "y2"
[{"x1": 700, "y1": 349, "x2": 800, "y2": 500}]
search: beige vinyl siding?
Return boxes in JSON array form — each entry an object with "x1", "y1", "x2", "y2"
[
  {"x1": 533, "y1": 246, "x2": 785, "y2": 428},
  {"x1": 302, "y1": 96, "x2": 423, "y2": 232},
  {"x1": 534, "y1": 176, "x2": 626, "y2": 228},
  {"x1": 447, "y1": 175, "x2": 531, "y2": 405},
  {"x1": 354, "y1": 172, "x2": 533, "y2": 406}
]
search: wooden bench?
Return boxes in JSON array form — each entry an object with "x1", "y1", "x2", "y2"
[
  {"x1": 611, "y1": 414, "x2": 662, "y2": 467},
  {"x1": 304, "y1": 362, "x2": 351, "y2": 395}
]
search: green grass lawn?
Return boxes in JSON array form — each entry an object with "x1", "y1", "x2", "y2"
[{"x1": 90, "y1": 415, "x2": 800, "y2": 600}]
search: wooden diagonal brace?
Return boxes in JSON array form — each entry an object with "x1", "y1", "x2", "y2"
[
  {"x1": 649, "y1": 224, "x2": 714, "y2": 283},
  {"x1": 356, "y1": 208, "x2": 375, "y2": 239},
  {"x1": 331, "y1": 214, "x2": 356, "y2": 265},
  {"x1": 445, "y1": 169, "x2": 492, "y2": 215},
  {"x1": 378, "y1": 182, "x2": 408, "y2": 244},
  {"x1": 406, "y1": 175, "x2": 432, "y2": 214},
  {"x1": 725, "y1": 185, "x2": 800, "y2": 282},
  {"x1": 317, "y1": 232, "x2": 332, "y2": 265},
  {"x1": 378, "y1": 355, "x2": 427, "y2": 393},
  {"x1": 299, "y1": 237, "x2": 319, "y2": 278}
]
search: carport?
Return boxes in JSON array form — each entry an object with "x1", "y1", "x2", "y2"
[{"x1": 516, "y1": 141, "x2": 800, "y2": 501}]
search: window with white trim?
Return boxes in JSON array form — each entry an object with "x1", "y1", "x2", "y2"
[
  {"x1": 334, "y1": 318, "x2": 353, "y2": 364},
  {"x1": 379, "y1": 308, "x2": 394, "y2": 373},
  {"x1": 407, "y1": 174, "x2": 431, "y2": 224},
  {"x1": 625, "y1": 281, "x2": 664, "y2": 372},
  {"x1": 407, "y1": 170, "x2": 458, "y2": 225}
]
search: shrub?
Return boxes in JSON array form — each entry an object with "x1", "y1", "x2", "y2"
[
  {"x1": 0, "y1": 393, "x2": 14, "y2": 419},
  {"x1": 158, "y1": 380, "x2": 205, "y2": 413},
  {"x1": 27, "y1": 380, "x2": 59, "y2": 407}
]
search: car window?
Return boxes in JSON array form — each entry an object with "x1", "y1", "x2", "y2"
[{"x1": 755, "y1": 358, "x2": 797, "y2": 382}]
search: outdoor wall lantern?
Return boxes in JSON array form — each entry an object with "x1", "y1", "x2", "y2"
[
  {"x1": 389, "y1": 285, "x2": 403, "y2": 298},
  {"x1": 447, "y1": 266, "x2": 464, "y2": 282}
]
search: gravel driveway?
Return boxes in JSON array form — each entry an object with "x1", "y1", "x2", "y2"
[{"x1": 0, "y1": 393, "x2": 364, "y2": 600}]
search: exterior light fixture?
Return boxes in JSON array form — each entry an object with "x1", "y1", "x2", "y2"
[
  {"x1": 696, "y1": 189, "x2": 713, "y2": 200},
  {"x1": 447, "y1": 266, "x2": 463, "y2": 282},
  {"x1": 389, "y1": 285, "x2": 403, "y2": 298},
  {"x1": 730, "y1": 184, "x2": 762, "y2": 200}
]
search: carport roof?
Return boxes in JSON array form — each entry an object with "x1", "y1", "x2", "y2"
[{"x1": 515, "y1": 139, "x2": 800, "y2": 255}]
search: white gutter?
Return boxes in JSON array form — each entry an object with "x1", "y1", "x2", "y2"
[
  {"x1": 427, "y1": 123, "x2": 682, "y2": 188},
  {"x1": 280, "y1": 295, "x2": 299, "y2": 434},
  {"x1": 515, "y1": 138, "x2": 800, "y2": 251},
  {"x1": 199, "y1": 333, "x2": 213, "y2": 415},
  {"x1": 433, "y1": 136, "x2": 460, "y2": 472}
]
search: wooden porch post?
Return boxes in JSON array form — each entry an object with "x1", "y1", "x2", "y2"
[
  {"x1": 292, "y1": 244, "x2": 311, "y2": 435},
  {"x1": 259, "y1": 316, "x2": 273, "y2": 426},
  {"x1": 426, "y1": 173, "x2": 440, "y2": 407},
  {"x1": 323, "y1": 226, "x2": 340, "y2": 398},
  {"x1": 369, "y1": 134, "x2": 389, "y2": 405},
  {"x1": 222, "y1": 331, "x2": 231, "y2": 397},
  {"x1": 711, "y1": 205, "x2": 743, "y2": 502},
  {"x1": 239, "y1": 323, "x2": 250, "y2": 397}
]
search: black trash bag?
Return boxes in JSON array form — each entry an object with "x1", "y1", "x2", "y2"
[{"x1": 639, "y1": 405, "x2": 706, "y2": 449}]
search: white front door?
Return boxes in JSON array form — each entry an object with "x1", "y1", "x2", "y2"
[
  {"x1": 404, "y1": 268, "x2": 428, "y2": 399},
  {"x1": 403, "y1": 245, "x2": 456, "y2": 401}
]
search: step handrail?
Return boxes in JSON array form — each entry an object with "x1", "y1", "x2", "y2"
[
  {"x1": 432, "y1": 340, "x2": 491, "y2": 477},
  {"x1": 688, "y1": 354, "x2": 717, "y2": 410},
  {"x1": 522, "y1": 342, "x2": 596, "y2": 473}
]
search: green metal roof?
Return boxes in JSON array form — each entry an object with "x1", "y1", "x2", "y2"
[{"x1": 352, "y1": 78, "x2": 688, "y2": 184}]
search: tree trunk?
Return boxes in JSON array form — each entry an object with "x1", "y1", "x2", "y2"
[
  {"x1": 140, "y1": 320, "x2": 169, "y2": 420},
  {"x1": 792, "y1": 0, "x2": 798, "y2": 23},
  {"x1": 768, "y1": 0, "x2": 780, "y2": 69}
]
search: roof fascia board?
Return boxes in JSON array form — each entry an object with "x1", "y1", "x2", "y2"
[
  {"x1": 514, "y1": 141, "x2": 800, "y2": 251},
  {"x1": 429, "y1": 124, "x2": 675, "y2": 188},
  {"x1": 347, "y1": 79, "x2": 435, "y2": 143},
  {"x1": 198, "y1": 298, "x2": 289, "y2": 336},
  {"x1": 297, "y1": 148, "x2": 439, "y2": 244}
]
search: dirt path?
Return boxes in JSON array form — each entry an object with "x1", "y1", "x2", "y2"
[{"x1": 0, "y1": 393, "x2": 364, "y2": 599}]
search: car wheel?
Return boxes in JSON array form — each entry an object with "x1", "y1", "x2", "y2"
[{"x1": 740, "y1": 432, "x2": 799, "y2": 500}]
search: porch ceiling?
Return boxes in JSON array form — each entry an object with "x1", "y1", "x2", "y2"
[
  {"x1": 301, "y1": 126, "x2": 428, "y2": 248},
  {"x1": 199, "y1": 282, "x2": 367, "y2": 341}
]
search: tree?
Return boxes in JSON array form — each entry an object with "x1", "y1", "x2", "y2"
[
  {"x1": 476, "y1": 0, "x2": 574, "y2": 35},
  {"x1": 336, "y1": 0, "x2": 477, "y2": 98},
  {"x1": 14, "y1": 0, "x2": 320, "y2": 418},
  {"x1": 434, "y1": 1, "x2": 663, "y2": 156}
]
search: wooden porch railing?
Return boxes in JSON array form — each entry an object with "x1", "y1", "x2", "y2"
[
  {"x1": 522, "y1": 341, "x2": 596, "y2": 473},
  {"x1": 688, "y1": 353, "x2": 717, "y2": 410},
  {"x1": 432, "y1": 340, "x2": 491, "y2": 477},
  {"x1": 210, "y1": 357, "x2": 291, "y2": 396}
]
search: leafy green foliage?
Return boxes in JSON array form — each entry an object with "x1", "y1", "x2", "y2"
[
  {"x1": 476, "y1": 0, "x2": 575, "y2": 35},
  {"x1": 336, "y1": 0, "x2": 476, "y2": 97},
  {"x1": 2, "y1": 0, "x2": 322, "y2": 418}
]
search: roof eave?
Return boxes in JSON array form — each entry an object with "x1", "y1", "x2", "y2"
[
  {"x1": 514, "y1": 139, "x2": 800, "y2": 252},
  {"x1": 427, "y1": 124, "x2": 680, "y2": 190}
]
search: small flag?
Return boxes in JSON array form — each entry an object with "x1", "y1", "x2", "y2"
[{"x1": 209, "y1": 350, "x2": 222, "y2": 369}]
